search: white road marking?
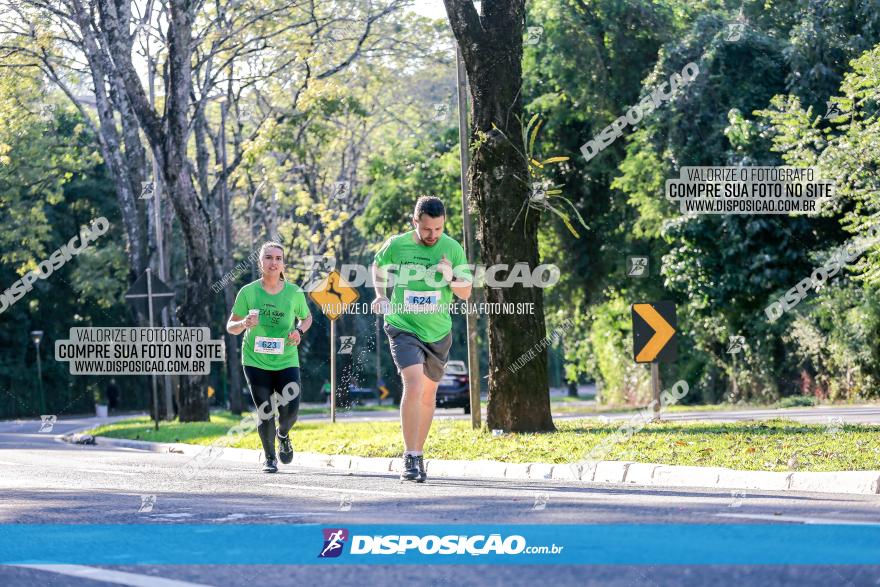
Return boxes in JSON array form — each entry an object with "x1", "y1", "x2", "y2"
[
  {"x1": 79, "y1": 469, "x2": 140, "y2": 476},
  {"x1": 206, "y1": 512, "x2": 326, "y2": 521},
  {"x1": 263, "y1": 483, "x2": 393, "y2": 496},
  {"x1": 262, "y1": 512, "x2": 327, "y2": 518},
  {"x1": 11, "y1": 564, "x2": 216, "y2": 586},
  {"x1": 717, "y1": 513, "x2": 880, "y2": 525}
]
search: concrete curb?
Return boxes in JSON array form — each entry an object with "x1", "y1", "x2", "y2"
[{"x1": 65, "y1": 434, "x2": 880, "y2": 496}]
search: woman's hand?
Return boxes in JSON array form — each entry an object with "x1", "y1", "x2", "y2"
[
  {"x1": 243, "y1": 313, "x2": 259, "y2": 329},
  {"x1": 287, "y1": 329, "x2": 302, "y2": 346}
]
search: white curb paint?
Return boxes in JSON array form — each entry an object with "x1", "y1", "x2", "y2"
[{"x1": 67, "y1": 434, "x2": 880, "y2": 496}]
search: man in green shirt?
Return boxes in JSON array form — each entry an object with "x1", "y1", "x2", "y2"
[{"x1": 371, "y1": 196, "x2": 473, "y2": 482}]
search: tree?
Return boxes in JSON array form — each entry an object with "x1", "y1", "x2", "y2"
[{"x1": 443, "y1": 0, "x2": 553, "y2": 431}]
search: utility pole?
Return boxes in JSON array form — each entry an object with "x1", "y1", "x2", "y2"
[
  {"x1": 456, "y1": 44, "x2": 481, "y2": 429},
  {"x1": 148, "y1": 52, "x2": 174, "y2": 421}
]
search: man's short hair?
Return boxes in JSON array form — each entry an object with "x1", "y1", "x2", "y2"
[{"x1": 414, "y1": 195, "x2": 445, "y2": 220}]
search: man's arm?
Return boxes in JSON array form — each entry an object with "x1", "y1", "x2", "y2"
[
  {"x1": 444, "y1": 249, "x2": 473, "y2": 301},
  {"x1": 371, "y1": 262, "x2": 392, "y2": 315},
  {"x1": 371, "y1": 262, "x2": 388, "y2": 300},
  {"x1": 450, "y1": 273, "x2": 473, "y2": 300}
]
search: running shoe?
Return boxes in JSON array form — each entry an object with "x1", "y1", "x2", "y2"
[
  {"x1": 400, "y1": 454, "x2": 420, "y2": 482},
  {"x1": 262, "y1": 457, "x2": 278, "y2": 473},
  {"x1": 277, "y1": 433, "x2": 294, "y2": 464},
  {"x1": 416, "y1": 455, "x2": 427, "y2": 483}
]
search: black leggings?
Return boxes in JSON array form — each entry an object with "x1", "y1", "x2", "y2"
[{"x1": 243, "y1": 365, "x2": 302, "y2": 459}]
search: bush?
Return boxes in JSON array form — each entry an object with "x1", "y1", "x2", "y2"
[{"x1": 777, "y1": 395, "x2": 816, "y2": 408}]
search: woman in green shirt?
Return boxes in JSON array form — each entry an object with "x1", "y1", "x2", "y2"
[{"x1": 226, "y1": 241, "x2": 312, "y2": 473}]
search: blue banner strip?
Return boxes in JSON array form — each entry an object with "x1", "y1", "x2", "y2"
[{"x1": 1, "y1": 524, "x2": 878, "y2": 565}]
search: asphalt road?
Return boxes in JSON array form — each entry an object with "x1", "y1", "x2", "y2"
[{"x1": 1, "y1": 417, "x2": 879, "y2": 586}]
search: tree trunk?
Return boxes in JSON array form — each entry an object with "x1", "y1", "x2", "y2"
[
  {"x1": 444, "y1": 0, "x2": 554, "y2": 431},
  {"x1": 96, "y1": 0, "x2": 213, "y2": 421},
  {"x1": 68, "y1": 2, "x2": 146, "y2": 282}
]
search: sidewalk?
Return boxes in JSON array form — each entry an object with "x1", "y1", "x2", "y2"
[{"x1": 64, "y1": 430, "x2": 880, "y2": 496}]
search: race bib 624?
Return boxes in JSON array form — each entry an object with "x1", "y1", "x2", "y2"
[{"x1": 403, "y1": 289, "x2": 440, "y2": 312}]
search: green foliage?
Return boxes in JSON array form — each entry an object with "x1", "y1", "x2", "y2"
[
  {"x1": 587, "y1": 295, "x2": 651, "y2": 404},
  {"x1": 359, "y1": 128, "x2": 463, "y2": 244},
  {"x1": 787, "y1": 283, "x2": 880, "y2": 401},
  {"x1": 0, "y1": 65, "x2": 133, "y2": 418},
  {"x1": 776, "y1": 395, "x2": 817, "y2": 408},
  {"x1": 492, "y1": 114, "x2": 585, "y2": 237}
]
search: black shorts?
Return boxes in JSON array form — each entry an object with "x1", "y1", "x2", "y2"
[{"x1": 384, "y1": 323, "x2": 452, "y2": 382}]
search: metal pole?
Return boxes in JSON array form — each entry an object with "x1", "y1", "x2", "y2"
[
  {"x1": 375, "y1": 315, "x2": 382, "y2": 405},
  {"x1": 456, "y1": 44, "x2": 481, "y2": 429},
  {"x1": 35, "y1": 342, "x2": 44, "y2": 414},
  {"x1": 147, "y1": 268, "x2": 159, "y2": 431},
  {"x1": 148, "y1": 53, "x2": 174, "y2": 421},
  {"x1": 152, "y1": 157, "x2": 174, "y2": 421},
  {"x1": 330, "y1": 320, "x2": 336, "y2": 423},
  {"x1": 651, "y1": 362, "x2": 661, "y2": 422}
]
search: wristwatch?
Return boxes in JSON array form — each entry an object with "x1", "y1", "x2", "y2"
[{"x1": 295, "y1": 327, "x2": 305, "y2": 338}]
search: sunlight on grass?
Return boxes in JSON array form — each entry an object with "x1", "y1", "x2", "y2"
[{"x1": 88, "y1": 412, "x2": 880, "y2": 472}]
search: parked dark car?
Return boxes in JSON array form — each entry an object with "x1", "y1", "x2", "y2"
[{"x1": 436, "y1": 360, "x2": 470, "y2": 413}]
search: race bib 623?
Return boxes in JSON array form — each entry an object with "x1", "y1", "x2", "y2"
[{"x1": 254, "y1": 337, "x2": 284, "y2": 354}]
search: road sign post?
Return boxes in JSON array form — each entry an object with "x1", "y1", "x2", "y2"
[
  {"x1": 308, "y1": 270, "x2": 360, "y2": 424},
  {"x1": 125, "y1": 268, "x2": 175, "y2": 430},
  {"x1": 330, "y1": 320, "x2": 336, "y2": 423},
  {"x1": 632, "y1": 301, "x2": 677, "y2": 422},
  {"x1": 650, "y1": 362, "x2": 661, "y2": 421}
]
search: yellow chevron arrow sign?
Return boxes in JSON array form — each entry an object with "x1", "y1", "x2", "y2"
[{"x1": 632, "y1": 301, "x2": 677, "y2": 363}]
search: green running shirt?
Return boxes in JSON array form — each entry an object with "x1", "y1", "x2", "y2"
[
  {"x1": 232, "y1": 280, "x2": 310, "y2": 370},
  {"x1": 374, "y1": 231, "x2": 472, "y2": 343}
]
